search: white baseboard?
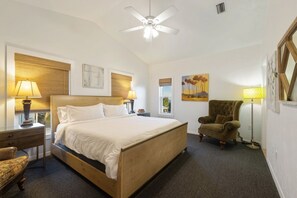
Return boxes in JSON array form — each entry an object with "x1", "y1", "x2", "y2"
[
  {"x1": 187, "y1": 131, "x2": 252, "y2": 143},
  {"x1": 187, "y1": 130, "x2": 197, "y2": 135},
  {"x1": 266, "y1": 158, "x2": 285, "y2": 198}
]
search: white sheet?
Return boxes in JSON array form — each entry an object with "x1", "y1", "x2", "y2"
[{"x1": 54, "y1": 114, "x2": 182, "y2": 179}]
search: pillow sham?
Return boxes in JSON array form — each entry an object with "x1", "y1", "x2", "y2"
[
  {"x1": 215, "y1": 114, "x2": 233, "y2": 124},
  {"x1": 57, "y1": 106, "x2": 68, "y2": 123},
  {"x1": 103, "y1": 104, "x2": 128, "y2": 117},
  {"x1": 66, "y1": 103, "x2": 105, "y2": 122}
]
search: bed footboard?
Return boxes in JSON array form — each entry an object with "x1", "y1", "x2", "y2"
[
  {"x1": 51, "y1": 123, "x2": 187, "y2": 198},
  {"x1": 116, "y1": 123, "x2": 188, "y2": 198},
  {"x1": 50, "y1": 95, "x2": 188, "y2": 197},
  {"x1": 51, "y1": 143, "x2": 117, "y2": 196}
]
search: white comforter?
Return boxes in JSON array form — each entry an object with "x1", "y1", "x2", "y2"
[{"x1": 54, "y1": 115, "x2": 182, "y2": 179}]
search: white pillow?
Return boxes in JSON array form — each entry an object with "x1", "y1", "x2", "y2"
[
  {"x1": 57, "y1": 106, "x2": 68, "y2": 123},
  {"x1": 103, "y1": 104, "x2": 128, "y2": 117},
  {"x1": 66, "y1": 103, "x2": 105, "y2": 122}
]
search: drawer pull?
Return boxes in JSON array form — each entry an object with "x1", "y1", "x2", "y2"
[{"x1": 8, "y1": 134, "x2": 13, "y2": 138}]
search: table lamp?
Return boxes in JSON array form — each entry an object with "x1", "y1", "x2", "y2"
[
  {"x1": 243, "y1": 87, "x2": 264, "y2": 149},
  {"x1": 13, "y1": 80, "x2": 42, "y2": 126},
  {"x1": 127, "y1": 90, "x2": 137, "y2": 114}
]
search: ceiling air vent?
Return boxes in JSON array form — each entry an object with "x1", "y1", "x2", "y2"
[{"x1": 216, "y1": 2, "x2": 225, "y2": 14}]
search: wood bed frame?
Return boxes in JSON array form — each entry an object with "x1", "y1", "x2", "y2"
[{"x1": 50, "y1": 95, "x2": 188, "y2": 198}]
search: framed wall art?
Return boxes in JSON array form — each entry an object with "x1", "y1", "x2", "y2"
[
  {"x1": 82, "y1": 64, "x2": 104, "y2": 89},
  {"x1": 182, "y1": 74, "x2": 209, "y2": 101},
  {"x1": 267, "y1": 51, "x2": 280, "y2": 113}
]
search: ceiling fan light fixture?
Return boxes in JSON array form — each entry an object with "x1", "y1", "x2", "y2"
[
  {"x1": 144, "y1": 26, "x2": 152, "y2": 39},
  {"x1": 152, "y1": 28, "x2": 159, "y2": 38},
  {"x1": 143, "y1": 25, "x2": 159, "y2": 39}
]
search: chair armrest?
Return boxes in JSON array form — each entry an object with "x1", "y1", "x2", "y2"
[
  {"x1": 198, "y1": 116, "x2": 214, "y2": 124},
  {"x1": 223, "y1": 120, "x2": 240, "y2": 131},
  {"x1": 0, "y1": 147, "x2": 17, "y2": 161}
]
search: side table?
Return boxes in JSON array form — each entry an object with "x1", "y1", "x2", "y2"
[{"x1": 0, "y1": 123, "x2": 46, "y2": 167}]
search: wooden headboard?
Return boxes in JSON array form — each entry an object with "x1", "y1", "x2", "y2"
[{"x1": 50, "y1": 95, "x2": 123, "y2": 141}]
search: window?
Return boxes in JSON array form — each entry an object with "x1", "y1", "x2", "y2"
[
  {"x1": 159, "y1": 78, "x2": 173, "y2": 115},
  {"x1": 14, "y1": 53, "x2": 70, "y2": 134},
  {"x1": 18, "y1": 112, "x2": 51, "y2": 135},
  {"x1": 14, "y1": 53, "x2": 70, "y2": 111},
  {"x1": 111, "y1": 72, "x2": 132, "y2": 99}
]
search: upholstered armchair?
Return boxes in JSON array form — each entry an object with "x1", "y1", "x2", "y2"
[
  {"x1": 0, "y1": 147, "x2": 29, "y2": 195},
  {"x1": 198, "y1": 100, "x2": 243, "y2": 149}
]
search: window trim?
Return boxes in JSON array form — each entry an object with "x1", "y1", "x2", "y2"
[
  {"x1": 6, "y1": 45, "x2": 74, "y2": 127},
  {"x1": 158, "y1": 77, "x2": 174, "y2": 117},
  {"x1": 14, "y1": 53, "x2": 70, "y2": 112},
  {"x1": 109, "y1": 70, "x2": 134, "y2": 97},
  {"x1": 16, "y1": 111, "x2": 52, "y2": 136}
]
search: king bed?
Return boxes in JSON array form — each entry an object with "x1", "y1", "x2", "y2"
[{"x1": 50, "y1": 95, "x2": 188, "y2": 198}]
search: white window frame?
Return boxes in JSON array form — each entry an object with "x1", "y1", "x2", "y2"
[
  {"x1": 158, "y1": 77, "x2": 173, "y2": 117},
  {"x1": 6, "y1": 44, "x2": 74, "y2": 131}
]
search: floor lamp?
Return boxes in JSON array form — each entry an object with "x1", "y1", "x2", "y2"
[{"x1": 243, "y1": 87, "x2": 264, "y2": 149}]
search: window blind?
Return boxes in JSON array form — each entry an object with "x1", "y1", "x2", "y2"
[
  {"x1": 14, "y1": 53, "x2": 70, "y2": 112},
  {"x1": 111, "y1": 73, "x2": 132, "y2": 99},
  {"x1": 159, "y1": 78, "x2": 172, "y2": 86}
]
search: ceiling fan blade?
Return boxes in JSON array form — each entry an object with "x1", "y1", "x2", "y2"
[
  {"x1": 121, "y1": 26, "x2": 144, "y2": 33},
  {"x1": 156, "y1": 25, "x2": 179, "y2": 35},
  {"x1": 125, "y1": 6, "x2": 147, "y2": 23},
  {"x1": 153, "y1": 6, "x2": 178, "y2": 24}
]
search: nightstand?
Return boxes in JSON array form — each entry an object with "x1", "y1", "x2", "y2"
[
  {"x1": 0, "y1": 123, "x2": 46, "y2": 167},
  {"x1": 137, "y1": 112, "x2": 151, "y2": 117}
]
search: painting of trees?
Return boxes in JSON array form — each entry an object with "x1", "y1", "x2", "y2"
[{"x1": 182, "y1": 74, "x2": 209, "y2": 101}]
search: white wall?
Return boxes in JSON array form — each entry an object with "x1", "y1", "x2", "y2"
[
  {"x1": 149, "y1": 44, "x2": 264, "y2": 143},
  {"x1": 263, "y1": 0, "x2": 297, "y2": 197},
  {"x1": 0, "y1": 0, "x2": 149, "y2": 128}
]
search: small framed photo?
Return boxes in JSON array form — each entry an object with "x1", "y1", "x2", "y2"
[{"x1": 82, "y1": 64, "x2": 104, "y2": 89}]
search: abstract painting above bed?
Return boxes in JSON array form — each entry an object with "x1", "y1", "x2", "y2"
[{"x1": 82, "y1": 64, "x2": 104, "y2": 89}]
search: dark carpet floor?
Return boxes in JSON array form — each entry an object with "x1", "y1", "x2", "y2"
[{"x1": 4, "y1": 134, "x2": 279, "y2": 198}]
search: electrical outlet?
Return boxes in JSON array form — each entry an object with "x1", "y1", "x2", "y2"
[{"x1": 275, "y1": 149, "x2": 278, "y2": 159}]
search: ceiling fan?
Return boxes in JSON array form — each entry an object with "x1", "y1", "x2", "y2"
[{"x1": 122, "y1": 0, "x2": 179, "y2": 40}]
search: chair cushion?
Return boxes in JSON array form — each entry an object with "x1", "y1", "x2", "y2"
[
  {"x1": 199, "y1": 123, "x2": 224, "y2": 133},
  {"x1": 215, "y1": 114, "x2": 233, "y2": 124},
  {"x1": 0, "y1": 156, "x2": 28, "y2": 188},
  {"x1": 198, "y1": 116, "x2": 215, "y2": 124},
  {"x1": 0, "y1": 147, "x2": 17, "y2": 161}
]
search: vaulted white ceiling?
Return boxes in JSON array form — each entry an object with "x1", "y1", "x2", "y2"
[{"x1": 13, "y1": 0, "x2": 268, "y2": 64}]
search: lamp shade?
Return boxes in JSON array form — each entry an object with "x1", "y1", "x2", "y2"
[
  {"x1": 13, "y1": 80, "x2": 42, "y2": 99},
  {"x1": 127, "y1": 90, "x2": 137, "y2": 100},
  {"x1": 243, "y1": 87, "x2": 264, "y2": 99}
]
